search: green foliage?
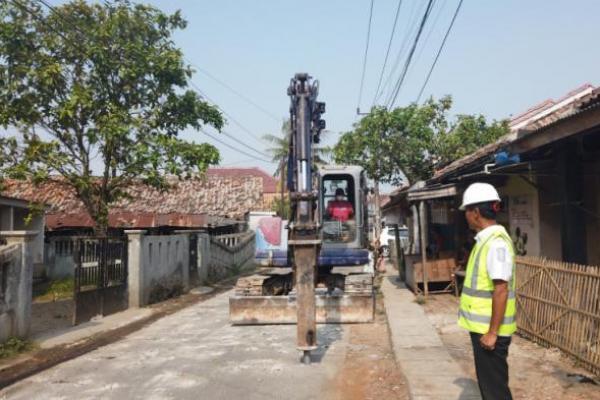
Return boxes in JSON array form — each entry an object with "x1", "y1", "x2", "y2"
[
  {"x1": 263, "y1": 119, "x2": 331, "y2": 179},
  {"x1": 0, "y1": 337, "x2": 33, "y2": 359},
  {"x1": 333, "y1": 106, "x2": 404, "y2": 185},
  {"x1": 48, "y1": 278, "x2": 74, "y2": 301},
  {"x1": 271, "y1": 196, "x2": 290, "y2": 220},
  {"x1": 0, "y1": 0, "x2": 223, "y2": 233},
  {"x1": 333, "y1": 97, "x2": 509, "y2": 184},
  {"x1": 34, "y1": 278, "x2": 74, "y2": 302}
]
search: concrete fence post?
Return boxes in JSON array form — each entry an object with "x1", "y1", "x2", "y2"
[
  {"x1": 0, "y1": 230, "x2": 37, "y2": 338},
  {"x1": 199, "y1": 232, "x2": 210, "y2": 283},
  {"x1": 125, "y1": 230, "x2": 146, "y2": 308}
]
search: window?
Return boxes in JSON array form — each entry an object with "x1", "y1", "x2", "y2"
[{"x1": 322, "y1": 174, "x2": 357, "y2": 243}]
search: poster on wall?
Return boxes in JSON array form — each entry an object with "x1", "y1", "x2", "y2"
[
  {"x1": 510, "y1": 195, "x2": 533, "y2": 256},
  {"x1": 511, "y1": 195, "x2": 533, "y2": 227}
]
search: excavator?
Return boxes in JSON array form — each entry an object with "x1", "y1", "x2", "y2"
[{"x1": 229, "y1": 73, "x2": 374, "y2": 364}]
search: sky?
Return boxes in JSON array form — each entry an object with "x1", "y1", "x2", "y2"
[
  {"x1": 17, "y1": 1, "x2": 600, "y2": 186},
  {"x1": 147, "y1": 0, "x2": 600, "y2": 177}
]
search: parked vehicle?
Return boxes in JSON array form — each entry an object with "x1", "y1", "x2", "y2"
[{"x1": 379, "y1": 224, "x2": 409, "y2": 257}]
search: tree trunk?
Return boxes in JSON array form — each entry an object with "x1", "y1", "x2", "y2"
[{"x1": 280, "y1": 161, "x2": 286, "y2": 217}]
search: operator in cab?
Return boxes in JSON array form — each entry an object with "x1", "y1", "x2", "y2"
[{"x1": 326, "y1": 188, "x2": 354, "y2": 222}]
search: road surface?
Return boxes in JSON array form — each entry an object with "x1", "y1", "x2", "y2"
[{"x1": 1, "y1": 291, "x2": 349, "y2": 400}]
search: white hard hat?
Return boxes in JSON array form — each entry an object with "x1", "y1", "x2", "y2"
[{"x1": 459, "y1": 182, "x2": 501, "y2": 211}]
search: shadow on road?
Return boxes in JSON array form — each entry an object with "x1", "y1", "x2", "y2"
[
  {"x1": 454, "y1": 377, "x2": 482, "y2": 400},
  {"x1": 385, "y1": 274, "x2": 406, "y2": 289},
  {"x1": 309, "y1": 324, "x2": 344, "y2": 364}
]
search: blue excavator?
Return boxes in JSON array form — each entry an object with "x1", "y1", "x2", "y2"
[{"x1": 229, "y1": 74, "x2": 374, "y2": 363}]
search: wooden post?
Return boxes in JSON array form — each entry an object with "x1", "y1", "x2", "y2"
[
  {"x1": 393, "y1": 223, "x2": 404, "y2": 281},
  {"x1": 419, "y1": 201, "x2": 429, "y2": 296}
]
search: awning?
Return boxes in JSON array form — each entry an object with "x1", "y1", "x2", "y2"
[{"x1": 407, "y1": 184, "x2": 457, "y2": 202}]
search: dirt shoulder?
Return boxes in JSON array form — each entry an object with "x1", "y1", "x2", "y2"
[
  {"x1": 423, "y1": 294, "x2": 600, "y2": 400},
  {"x1": 327, "y1": 294, "x2": 409, "y2": 400}
]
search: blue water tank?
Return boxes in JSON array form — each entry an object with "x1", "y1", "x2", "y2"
[{"x1": 494, "y1": 151, "x2": 520, "y2": 166}]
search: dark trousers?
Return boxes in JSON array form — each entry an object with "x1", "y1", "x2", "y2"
[{"x1": 470, "y1": 332, "x2": 513, "y2": 400}]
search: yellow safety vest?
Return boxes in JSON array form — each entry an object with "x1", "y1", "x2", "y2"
[{"x1": 458, "y1": 225, "x2": 517, "y2": 336}]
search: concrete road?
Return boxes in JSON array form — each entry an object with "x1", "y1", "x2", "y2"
[{"x1": 1, "y1": 291, "x2": 348, "y2": 400}]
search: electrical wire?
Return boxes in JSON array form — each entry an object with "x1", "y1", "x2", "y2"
[
  {"x1": 26, "y1": 0, "x2": 275, "y2": 164},
  {"x1": 415, "y1": 0, "x2": 464, "y2": 103},
  {"x1": 200, "y1": 129, "x2": 273, "y2": 163},
  {"x1": 193, "y1": 66, "x2": 280, "y2": 123},
  {"x1": 371, "y1": 0, "x2": 403, "y2": 108},
  {"x1": 386, "y1": 0, "x2": 435, "y2": 108},
  {"x1": 375, "y1": 0, "x2": 421, "y2": 106},
  {"x1": 189, "y1": 81, "x2": 271, "y2": 157},
  {"x1": 356, "y1": 0, "x2": 375, "y2": 113}
]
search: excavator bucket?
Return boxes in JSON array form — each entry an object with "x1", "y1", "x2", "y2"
[
  {"x1": 229, "y1": 273, "x2": 375, "y2": 325},
  {"x1": 229, "y1": 293, "x2": 374, "y2": 325}
]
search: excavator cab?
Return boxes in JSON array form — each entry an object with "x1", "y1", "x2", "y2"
[{"x1": 320, "y1": 166, "x2": 367, "y2": 248}]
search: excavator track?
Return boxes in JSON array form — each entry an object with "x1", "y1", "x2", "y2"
[{"x1": 229, "y1": 272, "x2": 374, "y2": 325}]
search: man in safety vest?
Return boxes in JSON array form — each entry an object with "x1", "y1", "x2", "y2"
[{"x1": 458, "y1": 182, "x2": 516, "y2": 400}]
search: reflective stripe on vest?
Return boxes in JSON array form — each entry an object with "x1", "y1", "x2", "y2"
[
  {"x1": 461, "y1": 286, "x2": 516, "y2": 299},
  {"x1": 458, "y1": 309, "x2": 516, "y2": 325},
  {"x1": 458, "y1": 226, "x2": 517, "y2": 336}
]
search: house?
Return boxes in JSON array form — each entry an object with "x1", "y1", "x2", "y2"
[
  {"x1": 0, "y1": 195, "x2": 45, "y2": 277},
  {"x1": 390, "y1": 83, "x2": 600, "y2": 270},
  {"x1": 1, "y1": 170, "x2": 268, "y2": 233}
]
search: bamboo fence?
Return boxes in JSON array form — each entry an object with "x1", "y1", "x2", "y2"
[{"x1": 515, "y1": 256, "x2": 600, "y2": 376}]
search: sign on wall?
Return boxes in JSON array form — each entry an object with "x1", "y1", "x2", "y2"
[{"x1": 510, "y1": 195, "x2": 534, "y2": 256}]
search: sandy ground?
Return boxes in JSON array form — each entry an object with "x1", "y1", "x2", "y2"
[
  {"x1": 328, "y1": 294, "x2": 409, "y2": 400},
  {"x1": 423, "y1": 294, "x2": 600, "y2": 400},
  {"x1": 30, "y1": 299, "x2": 74, "y2": 338}
]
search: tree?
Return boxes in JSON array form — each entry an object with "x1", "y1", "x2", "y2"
[
  {"x1": 0, "y1": 0, "x2": 223, "y2": 233},
  {"x1": 263, "y1": 120, "x2": 331, "y2": 217},
  {"x1": 333, "y1": 106, "x2": 403, "y2": 242},
  {"x1": 333, "y1": 97, "x2": 509, "y2": 242},
  {"x1": 435, "y1": 114, "x2": 509, "y2": 167}
]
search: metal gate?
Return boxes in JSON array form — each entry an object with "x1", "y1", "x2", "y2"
[{"x1": 73, "y1": 237, "x2": 128, "y2": 325}]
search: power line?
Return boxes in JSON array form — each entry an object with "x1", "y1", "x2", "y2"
[
  {"x1": 28, "y1": 0, "x2": 274, "y2": 164},
  {"x1": 372, "y1": 0, "x2": 403, "y2": 107},
  {"x1": 356, "y1": 0, "x2": 375, "y2": 114},
  {"x1": 375, "y1": 0, "x2": 422, "y2": 105},
  {"x1": 193, "y1": 66, "x2": 281, "y2": 123},
  {"x1": 188, "y1": 80, "x2": 271, "y2": 158},
  {"x1": 201, "y1": 129, "x2": 273, "y2": 164},
  {"x1": 416, "y1": 0, "x2": 464, "y2": 103},
  {"x1": 190, "y1": 81, "x2": 264, "y2": 142},
  {"x1": 106, "y1": 0, "x2": 281, "y2": 124},
  {"x1": 413, "y1": 0, "x2": 447, "y2": 72},
  {"x1": 386, "y1": 0, "x2": 435, "y2": 109}
]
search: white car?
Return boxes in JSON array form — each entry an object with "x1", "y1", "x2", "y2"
[{"x1": 379, "y1": 225, "x2": 409, "y2": 257}]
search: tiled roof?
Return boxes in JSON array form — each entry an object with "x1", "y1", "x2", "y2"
[
  {"x1": 207, "y1": 167, "x2": 278, "y2": 193},
  {"x1": 509, "y1": 83, "x2": 594, "y2": 131},
  {"x1": 1, "y1": 174, "x2": 264, "y2": 229},
  {"x1": 45, "y1": 212, "x2": 208, "y2": 230},
  {"x1": 518, "y1": 86, "x2": 600, "y2": 133}
]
